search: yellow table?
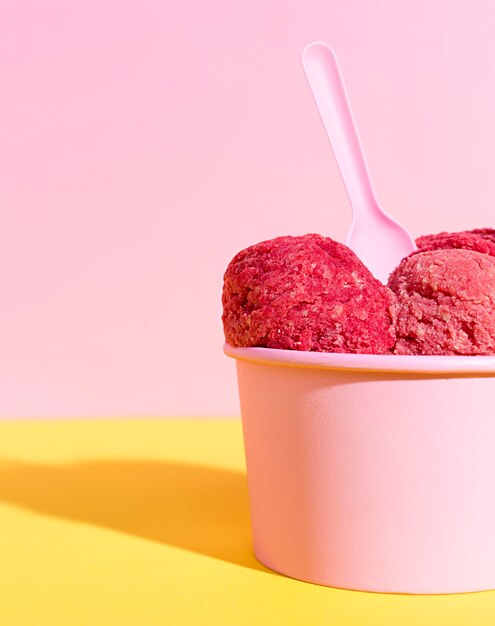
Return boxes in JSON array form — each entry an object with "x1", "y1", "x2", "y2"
[{"x1": 0, "y1": 419, "x2": 494, "y2": 625}]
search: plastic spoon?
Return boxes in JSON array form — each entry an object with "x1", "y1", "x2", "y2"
[{"x1": 302, "y1": 41, "x2": 416, "y2": 282}]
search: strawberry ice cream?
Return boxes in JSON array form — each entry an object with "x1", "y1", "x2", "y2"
[
  {"x1": 388, "y1": 248, "x2": 495, "y2": 355},
  {"x1": 416, "y1": 229, "x2": 495, "y2": 257},
  {"x1": 222, "y1": 234, "x2": 396, "y2": 354}
]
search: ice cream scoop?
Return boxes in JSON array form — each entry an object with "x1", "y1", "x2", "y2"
[
  {"x1": 388, "y1": 248, "x2": 495, "y2": 355},
  {"x1": 416, "y1": 229, "x2": 495, "y2": 257},
  {"x1": 302, "y1": 42, "x2": 416, "y2": 283},
  {"x1": 222, "y1": 234, "x2": 397, "y2": 354}
]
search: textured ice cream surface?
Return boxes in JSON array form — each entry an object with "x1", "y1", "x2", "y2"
[
  {"x1": 470, "y1": 228, "x2": 495, "y2": 242},
  {"x1": 388, "y1": 249, "x2": 495, "y2": 355},
  {"x1": 222, "y1": 234, "x2": 397, "y2": 354},
  {"x1": 416, "y1": 229, "x2": 495, "y2": 257}
]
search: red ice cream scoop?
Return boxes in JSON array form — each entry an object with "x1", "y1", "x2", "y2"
[
  {"x1": 222, "y1": 233, "x2": 396, "y2": 354},
  {"x1": 415, "y1": 229, "x2": 495, "y2": 257},
  {"x1": 388, "y1": 248, "x2": 495, "y2": 355}
]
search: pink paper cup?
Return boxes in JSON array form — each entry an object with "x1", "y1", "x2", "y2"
[{"x1": 225, "y1": 343, "x2": 495, "y2": 594}]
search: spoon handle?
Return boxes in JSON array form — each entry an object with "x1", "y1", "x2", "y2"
[{"x1": 302, "y1": 42, "x2": 378, "y2": 215}]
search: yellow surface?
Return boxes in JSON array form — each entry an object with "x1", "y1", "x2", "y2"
[{"x1": 0, "y1": 419, "x2": 494, "y2": 625}]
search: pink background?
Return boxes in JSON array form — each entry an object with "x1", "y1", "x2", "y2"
[{"x1": 1, "y1": 0, "x2": 494, "y2": 417}]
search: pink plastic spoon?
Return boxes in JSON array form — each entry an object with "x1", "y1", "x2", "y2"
[{"x1": 302, "y1": 41, "x2": 416, "y2": 283}]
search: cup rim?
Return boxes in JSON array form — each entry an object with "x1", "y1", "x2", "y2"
[{"x1": 224, "y1": 343, "x2": 495, "y2": 374}]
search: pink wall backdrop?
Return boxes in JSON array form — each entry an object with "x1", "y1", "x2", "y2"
[{"x1": 1, "y1": 0, "x2": 495, "y2": 417}]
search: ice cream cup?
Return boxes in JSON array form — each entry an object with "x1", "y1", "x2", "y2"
[{"x1": 224, "y1": 343, "x2": 495, "y2": 594}]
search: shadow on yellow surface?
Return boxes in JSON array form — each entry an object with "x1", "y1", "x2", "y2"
[
  {"x1": 0, "y1": 459, "x2": 272, "y2": 574},
  {"x1": 2, "y1": 458, "x2": 495, "y2": 626}
]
